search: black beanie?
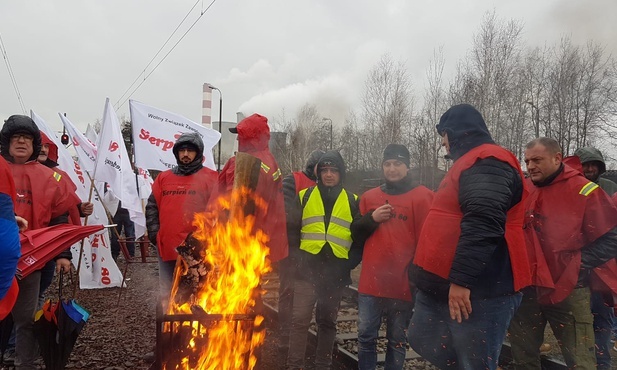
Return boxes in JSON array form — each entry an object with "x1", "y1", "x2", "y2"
[{"x1": 382, "y1": 144, "x2": 410, "y2": 167}]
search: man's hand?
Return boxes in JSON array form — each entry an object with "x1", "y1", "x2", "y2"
[
  {"x1": 448, "y1": 283, "x2": 472, "y2": 323},
  {"x1": 56, "y1": 258, "x2": 72, "y2": 273},
  {"x1": 15, "y1": 216, "x2": 28, "y2": 231},
  {"x1": 371, "y1": 204, "x2": 394, "y2": 223},
  {"x1": 80, "y1": 202, "x2": 94, "y2": 216}
]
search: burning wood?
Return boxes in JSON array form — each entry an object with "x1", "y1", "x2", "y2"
[{"x1": 157, "y1": 152, "x2": 271, "y2": 370}]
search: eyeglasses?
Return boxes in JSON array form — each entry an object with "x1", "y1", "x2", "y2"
[{"x1": 10, "y1": 134, "x2": 34, "y2": 142}]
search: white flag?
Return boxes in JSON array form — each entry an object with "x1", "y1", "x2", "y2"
[
  {"x1": 136, "y1": 167, "x2": 153, "y2": 200},
  {"x1": 60, "y1": 114, "x2": 98, "y2": 172},
  {"x1": 31, "y1": 111, "x2": 124, "y2": 288},
  {"x1": 94, "y1": 98, "x2": 146, "y2": 238},
  {"x1": 85, "y1": 123, "x2": 98, "y2": 144},
  {"x1": 129, "y1": 99, "x2": 221, "y2": 171},
  {"x1": 32, "y1": 111, "x2": 89, "y2": 199}
]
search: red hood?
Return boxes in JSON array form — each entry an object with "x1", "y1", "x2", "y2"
[
  {"x1": 236, "y1": 114, "x2": 270, "y2": 153},
  {"x1": 562, "y1": 156, "x2": 583, "y2": 174},
  {"x1": 40, "y1": 132, "x2": 59, "y2": 164}
]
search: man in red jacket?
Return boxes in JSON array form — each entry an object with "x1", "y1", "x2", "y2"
[
  {"x1": 352, "y1": 144, "x2": 433, "y2": 370},
  {"x1": 146, "y1": 132, "x2": 218, "y2": 303},
  {"x1": 508, "y1": 137, "x2": 617, "y2": 370},
  {"x1": 219, "y1": 113, "x2": 288, "y2": 264},
  {"x1": 408, "y1": 104, "x2": 531, "y2": 370},
  {"x1": 37, "y1": 133, "x2": 94, "y2": 309},
  {"x1": 1, "y1": 115, "x2": 80, "y2": 370}
]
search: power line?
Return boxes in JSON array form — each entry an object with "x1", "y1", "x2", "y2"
[
  {"x1": 113, "y1": 0, "x2": 200, "y2": 109},
  {"x1": 114, "y1": 0, "x2": 217, "y2": 110},
  {"x1": 0, "y1": 33, "x2": 27, "y2": 114}
]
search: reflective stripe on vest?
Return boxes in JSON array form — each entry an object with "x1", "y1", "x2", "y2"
[{"x1": 299, "y1": 187, "x2": 354, "y2": 259}]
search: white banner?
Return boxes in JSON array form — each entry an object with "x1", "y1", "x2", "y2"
[
  {"x1": 94, "y1": 98, "x2": 146, "y2": 239},
  {"x1": 129, "y1": 99, "x2": 221, "y2": 171},
  {"x1": 31, "y1": 111, "x2": 123, "y2": 289}
]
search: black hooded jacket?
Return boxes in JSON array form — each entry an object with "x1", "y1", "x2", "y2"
[
  {"x1": 171, "y1": 132, "x2": 205, "y2": 176},
  {"x1": 0, "y1": 115, "x2": 42, "y2": 163},
  {"x1": 288, "y1": 150, "x2": 362, "y2": 287},
  {"x1": 410, "y1": 104, "x2": 524, "y2": 300}
]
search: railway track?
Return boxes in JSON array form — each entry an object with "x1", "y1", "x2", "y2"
[{"x1": 262, "y1": 272, "x2": 568, "y2": 370}]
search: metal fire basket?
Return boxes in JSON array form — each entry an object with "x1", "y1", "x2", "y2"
[{"x1": 152, "y1": 303, "x2": 257, "y2": 370}]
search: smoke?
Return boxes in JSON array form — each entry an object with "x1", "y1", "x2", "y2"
[
  {"x1": 237, "y1": 74, "x2": 357, "y2": 129},
  {"x1": 527, "y1": 0, "x2": 617, "y2": 54}
]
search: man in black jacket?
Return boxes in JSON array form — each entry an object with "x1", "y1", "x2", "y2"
[
  {"x1": 408, "y1": 104, "x2": 531, "y2": 370},
  {"x1": 286, "y1": 150, "x2": 362, "y2": 370}
]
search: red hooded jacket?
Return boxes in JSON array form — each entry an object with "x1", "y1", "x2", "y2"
[
  {"x1": 10, "y1": 161, "x2": 80, "y2": 230},
  {"x1": 525, "y1": 164, "x2": 617, "y2": 304},
  {"x1": 219, "y1": 114, "x2": 288, "y2": 262}
]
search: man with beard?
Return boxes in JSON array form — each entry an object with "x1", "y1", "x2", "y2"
[
  {"x1": 352, "y1": 144, "x2": 433, "y2": 370},
  {"x1": 0, "y1": 115, "x2": 80, "y2": 370},
  {"x1": 408, "y1": 104, "x2": 531, "y2": 370},
  {"x1": 286, "y1": 150, "x2": 362, "y2": 370},
  {"x1": 146, "y1": 132, "x2": 218, "y2": 301},
  {"x1": 37, "y1": 133, "x2": 93, "y2": 305},
  {"x1": 508, "y1": 138, "x2": 617, "y2": 369},
  {"x1": 573, "y1": 146, "x2": 617, "y2": 369}
]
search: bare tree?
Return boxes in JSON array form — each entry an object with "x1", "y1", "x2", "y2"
[
  {"x1": 361, "y1": 54, "x2": 414, "y2": 169},
  {"x1": 449, "y1": 11, "x2": 526, "y2": 154},
  {"x1": 413, "y1": 47, "x2": 449, "y2": 188}
]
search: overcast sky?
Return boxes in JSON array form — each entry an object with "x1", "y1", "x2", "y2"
[{"x1": 1, "y1": 0, "x2": 615, "y2": 133}]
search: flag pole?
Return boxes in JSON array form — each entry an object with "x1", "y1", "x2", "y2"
[{"x1": 72, "y1": 172, "x2": 96, "y2": 297}]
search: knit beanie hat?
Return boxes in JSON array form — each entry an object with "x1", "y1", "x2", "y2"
[{"x1": 382, "y1": 144, "x2": 410, "y2": 167}]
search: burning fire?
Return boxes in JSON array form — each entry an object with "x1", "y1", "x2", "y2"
[{"x1": 164, "y1": 187, "x2": 271, "y2": 370}]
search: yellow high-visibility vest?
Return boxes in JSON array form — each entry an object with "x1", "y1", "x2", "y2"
[{"x1": 299, "y1": 187, "x2": 356, "y2": 259}]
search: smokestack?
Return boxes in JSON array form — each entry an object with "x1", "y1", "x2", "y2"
[
  {"x1": 202, "y1": 83, "x2": 213, "y2": 127},
  {"x1": 236, "y1": 112, "x2": 245, "y2": 123}
]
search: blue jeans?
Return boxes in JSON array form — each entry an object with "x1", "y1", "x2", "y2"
[
  {"x1": 591, "y1": 291, "x2": 613, "y2": 369},
  {"x1": 358, "y1": 293, "x2": 413, "y2": 370},
  {"x1": 408, "y1": 290, "x2": 522, "y2": 370}
]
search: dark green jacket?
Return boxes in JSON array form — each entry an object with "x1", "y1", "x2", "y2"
[{"x1": 574, "y1": 146, "x2": 617, "y2": 196}]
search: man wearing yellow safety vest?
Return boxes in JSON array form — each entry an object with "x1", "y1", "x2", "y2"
[{"x1": 286, "y1": 150, "x2": 362, "y2": 370}]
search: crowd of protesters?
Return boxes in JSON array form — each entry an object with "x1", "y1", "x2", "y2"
[{"x1": 2, "y1": 103, "x2": 617, "y2": 370}]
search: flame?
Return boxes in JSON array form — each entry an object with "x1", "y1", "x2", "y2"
[{"x1": 164, "y1": 187, "x2": 271, "y2": 370}]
